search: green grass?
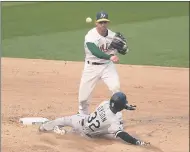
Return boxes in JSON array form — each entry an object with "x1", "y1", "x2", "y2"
[{"x1": 2, "y1": 2, "x2": 189, "y2": 67}]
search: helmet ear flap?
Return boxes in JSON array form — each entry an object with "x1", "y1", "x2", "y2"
[{"x1": 111, "y1": 102, "x2": 114, "y2": 108}]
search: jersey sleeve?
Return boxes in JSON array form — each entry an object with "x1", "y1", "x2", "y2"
[{"x1": 108, "y1": 121, "x2": 124, "y2": 138}]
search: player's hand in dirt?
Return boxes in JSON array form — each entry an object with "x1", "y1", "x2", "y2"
[
  {"x1": 137, "y1": 141, "x2": 164, "y2": 152},
  {"x1": 136, "y1": 140, "x2": 151, "y2": 146},
  {"x1": 110, "y1": 55, "x2": 119, "y2": 63}
]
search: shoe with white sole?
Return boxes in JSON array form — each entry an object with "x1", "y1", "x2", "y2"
[
  {"x1": 38, "y1": 125, "x2": 66, "y2": 135},
  {"x1": 53, "y1": 126, "x2": 66, "y2": 135},
  {"x1": 38, "y1": 124, "x2": 47, "y2": 132}
]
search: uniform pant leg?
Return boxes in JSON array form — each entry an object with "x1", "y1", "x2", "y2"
[
  {"x1": 42, "y1": 114, "x2": 85, "y2": 132},
  {"x1": 78, "y1": 63, "x2": 100, "y2": 115},
  {"x1": 101, "y1": 62, "x2": 120, "y2": 94},
  {"x1": 101, "y1": 62, "x2": 123, "y2": 122},
  {"x1": 42, "y1": 116, "x2": 72, "y2": 131}
]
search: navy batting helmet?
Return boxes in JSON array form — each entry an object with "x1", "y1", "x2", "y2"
[{"x1": 110, "y1": 92, "x2": 128, "y2": 112}]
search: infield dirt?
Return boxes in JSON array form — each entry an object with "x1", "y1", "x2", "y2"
[{"x1": 2, "y1": 58, "x2": 189, "y2": 152}]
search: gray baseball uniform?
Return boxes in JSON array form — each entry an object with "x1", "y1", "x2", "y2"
[{"x1": 41, "y1": 100, "x2": 123, "y2": 138}]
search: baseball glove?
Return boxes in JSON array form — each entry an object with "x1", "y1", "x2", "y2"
[{"x1": 109, "y1": 32, "x2": 128, "y2": 55}]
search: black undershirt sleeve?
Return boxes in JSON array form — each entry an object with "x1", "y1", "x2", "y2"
[{"x1": 116, "y1": 131, "x2": 139, "y2": 145}]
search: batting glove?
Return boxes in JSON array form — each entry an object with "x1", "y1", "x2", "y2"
[
  {"x1": 53, "y1": 126, "x2": 66, "y2": 135},
  {"x1": 125, "y1": 104, "x2": 136, "y2": 110}
]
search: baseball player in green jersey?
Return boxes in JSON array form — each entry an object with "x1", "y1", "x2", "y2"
[{"x1": 78, "y1": 11, "x2": 129, "y2": 121}]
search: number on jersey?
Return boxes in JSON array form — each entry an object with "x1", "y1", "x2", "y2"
[{"x1": 88, "y1": 111, "x2": 100, "y2": 131}]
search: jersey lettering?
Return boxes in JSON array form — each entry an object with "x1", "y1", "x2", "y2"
[
  {"x1": 99, "y1": 43, "x2": 109, "y2": 52},
  {"x1": 97, "y1": 106, "x2": 107, "y2": 122},
  {"x1": 82, "y1": 101, "x2": 123, "y2": 137}
]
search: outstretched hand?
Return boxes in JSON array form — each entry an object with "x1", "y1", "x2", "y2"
[
  {"x1": 136, "y1": 140, "x2": 151, "y2": 146},
  {"x1": 125, "y1": 104, "x2": 136, "y2": 110}
]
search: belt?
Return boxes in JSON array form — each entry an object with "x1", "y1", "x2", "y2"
[{"x1": 87, "y1": 61, "x2": 105, "y2": 65}]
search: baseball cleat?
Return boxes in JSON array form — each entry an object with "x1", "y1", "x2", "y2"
[
  {"x1": 53, "y1": 126, "x2": 66, "y2": 135},
  {"x1": 38, "y1": 125, "x2": 66, "y2": 135},
  {"x1": 38, "y1": 124, "x2": 47, "y2": 132}
]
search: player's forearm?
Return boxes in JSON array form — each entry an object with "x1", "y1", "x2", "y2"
[
  {"x1": 86, "y1": 42, "x2": 111, "y2": 60},
  {"x1": 116, "y1": 131, "x2": 140, "y2": 145}
]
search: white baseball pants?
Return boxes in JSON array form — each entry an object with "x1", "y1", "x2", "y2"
[{"x1": 78, "y1": 61, "x2": 120, "y2": 115}]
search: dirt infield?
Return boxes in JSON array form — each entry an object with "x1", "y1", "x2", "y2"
[{"x1": 2, "y1": 58, "x2": 189, "y2": 152}]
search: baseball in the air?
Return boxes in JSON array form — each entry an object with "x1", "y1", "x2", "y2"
[{"x1": 86, "y1": 17, "x2": 92, "y2": 23}]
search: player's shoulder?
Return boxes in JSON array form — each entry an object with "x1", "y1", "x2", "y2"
[
  {"x1": 85, "y1": 27, "x2": 100, "y2": 41},
  {"x1": 107, "y1": 28, "x2": 116, "y2": 37},
  {"x1": 107, "y1": 28, "x2": 115, "y2": 33},
  {"x1": 86, "y1": 28, "x2": 97, "y2": 36}
]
